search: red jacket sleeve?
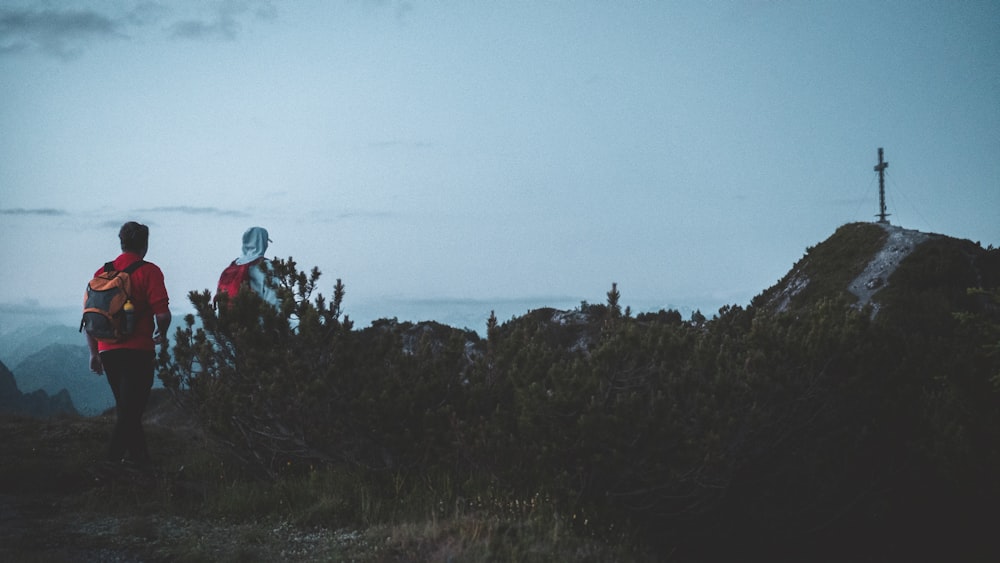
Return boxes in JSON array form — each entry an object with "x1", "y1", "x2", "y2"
[{"x1": 143, "y1": 264, "x2": 170, "y2": 315}]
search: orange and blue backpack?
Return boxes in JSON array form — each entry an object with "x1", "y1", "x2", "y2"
[{"x1": 80, "y1": 260, "x2": 146, "y2": 343}]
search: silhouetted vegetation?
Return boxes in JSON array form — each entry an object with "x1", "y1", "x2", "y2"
[{"x1": 158, "y1": 225, "x2": 1000, "y2": 561}]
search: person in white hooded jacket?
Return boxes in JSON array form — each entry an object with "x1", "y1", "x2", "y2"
[{"x1": 234, "y1": 226, "x2": 280, "y2": 308}]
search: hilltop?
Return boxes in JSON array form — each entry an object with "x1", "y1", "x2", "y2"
[{"x1": 755, "y1": 221, "x2": 998, "y2": 315}]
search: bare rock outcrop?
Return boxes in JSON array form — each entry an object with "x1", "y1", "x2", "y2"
[{"x1": 848, "y1": 223, "x2": 934, "y2": 314}]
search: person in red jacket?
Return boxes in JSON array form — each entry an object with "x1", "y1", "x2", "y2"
[{"x1": 85, "y1": 221, "x2": 171, "y2": 468}]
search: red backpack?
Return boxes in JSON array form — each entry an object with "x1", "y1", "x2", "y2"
[{"x1": 213, "y1": 257, "x2": 263, "y2": 308}]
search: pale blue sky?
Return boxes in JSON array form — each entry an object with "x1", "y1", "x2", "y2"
[{"x1": 1, "y1": 1, "x2": 998, "y2": 332}]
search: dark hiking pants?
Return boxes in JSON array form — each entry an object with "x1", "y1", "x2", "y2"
[{"x1": 101, "y1": 349, "x2": 155, "y2": 465}]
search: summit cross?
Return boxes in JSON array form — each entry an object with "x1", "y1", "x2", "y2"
[{"x1": 874, "y1": 147, "x2": 890, "y2": 224}]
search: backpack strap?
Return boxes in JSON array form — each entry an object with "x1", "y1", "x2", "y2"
[
  {"x1": 123, "y1": 260, "x2": 147, "y2": 274},
  {"x1": 101, "y1": 260, "x2": 147, "y2": 274}
]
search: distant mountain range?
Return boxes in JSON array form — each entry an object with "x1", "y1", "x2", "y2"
[
  {"x1": 0, "y1": 324, "x2": 114, "y2": 416},
  {"x1": 0, "y1": 324, "x2": 83, "y2": 369},
  {"x1": 13, "y1": 343, "x2": 112, "y2": 415}
]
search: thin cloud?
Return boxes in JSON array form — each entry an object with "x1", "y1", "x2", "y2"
[
  {"x1": 138, "y1": 206, "x2": 249, "y2": 217},
  {"x1": 169, "y1": 0, "x2": 277, "y2": 41},
  {"x1": 98, "y1": 219, "x2": 163, "y2": 230},
  {"x1": 362, "y1": 0, "x2": 414, "y2": 25},
  {"x1": 0, "y1": 207, "x2": 68, "y2": 216},
  {"x1": 123, "y1": 2, "x2": 171, "y2": 27},
  {"x1": 0, "y1": 7, "x2": 123, "y2": 60},
  {"x1": 0, "y1": 2, "x2": 278, "y2": 59},
  {"x1": 169, "y1": 17, "x2": 236, "y2": 40}
]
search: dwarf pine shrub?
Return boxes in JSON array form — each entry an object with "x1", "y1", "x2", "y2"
[{"x1": 159, "y1": 258, "x2": 1000, "y2": 560}]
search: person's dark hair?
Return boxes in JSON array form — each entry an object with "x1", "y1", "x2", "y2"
[{"x1": 119, "y1": 222, "x2": 150, "y2": 253}]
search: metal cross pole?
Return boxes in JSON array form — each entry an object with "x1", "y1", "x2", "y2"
[{"x1": 874, "y1": 147, "x2": 890, "y2": 224}]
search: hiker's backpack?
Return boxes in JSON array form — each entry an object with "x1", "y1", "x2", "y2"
[
  {"x1": 80, "y1": 260, "x2": 146, "y2": 343},
  {"x1": 213, "y1": 257, "x2": 263, "y2": 308}
]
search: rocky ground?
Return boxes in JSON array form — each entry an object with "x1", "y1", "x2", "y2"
[
  {"x1": 847, "y1": 223, "x2": 933, "y2": 311},
  {"x1": 0, "y1": 489, "x2": 370, "y2": 562}
]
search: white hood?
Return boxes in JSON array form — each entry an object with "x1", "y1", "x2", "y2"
[{"x1": 235, "y1": 226, "x2": 271, "y2": 265}]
